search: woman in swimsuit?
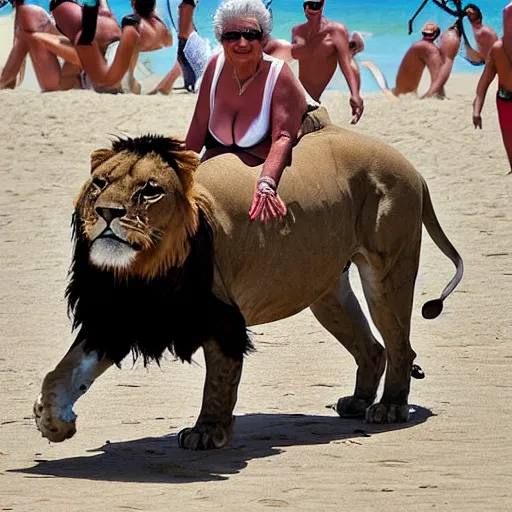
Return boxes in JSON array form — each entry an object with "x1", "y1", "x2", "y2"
[
  {"x1": 472, "y1": 2, "x2": 512, "y2": 173},
  {"x1": 185, "y1": 0, "x2": 307, "y2": 223}
]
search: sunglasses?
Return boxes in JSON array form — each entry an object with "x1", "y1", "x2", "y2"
[
  {"x1": 303, "y1": 1, "x2": 323, "y2": 11},
  {"x1": 221, "y1": 29, "x2": 263, "y2": 42}
]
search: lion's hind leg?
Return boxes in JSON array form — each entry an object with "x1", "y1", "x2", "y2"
[
  {"x1": 354, "y1": 245, "x2": 420, "y2": 423},
  {"x1": 310, "y1": 270, "x2": 386, "y2": 419}
]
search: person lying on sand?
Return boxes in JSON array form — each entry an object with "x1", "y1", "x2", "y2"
[{"x1": 362, "y1": 22, "x2": 448, "y2": 101}]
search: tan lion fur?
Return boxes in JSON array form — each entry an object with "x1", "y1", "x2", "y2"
[
  {"x1": 74, "y1": 111, "x2": 460, "y2": 326},
  {"x1": 35, "y1": 110, "x2": 463, "y2": 445}
]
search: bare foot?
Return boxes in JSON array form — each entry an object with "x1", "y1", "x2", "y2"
[{"x1": 148, "y1": 87, "x2": 171, "y2": 95}]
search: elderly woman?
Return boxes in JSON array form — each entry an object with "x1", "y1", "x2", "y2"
[
  {"x1": 185, "y1": 0, "x2": 308, "y2": 223},
  {"x1": 472, "y1": 2, "x2": 512, "y2": 173}
]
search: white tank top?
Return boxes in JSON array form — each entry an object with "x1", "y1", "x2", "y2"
[{"x1": 208, "y1": 52, "x2": 284, "y2": 148}]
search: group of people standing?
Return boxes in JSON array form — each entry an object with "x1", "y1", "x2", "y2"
[{"x1": 1, "y1": 0, "x2": 511, "y2": 219}]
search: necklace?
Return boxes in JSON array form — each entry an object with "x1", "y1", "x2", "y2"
[{"x1": 233, "y1": 64, "x2": 261, "y2": 96}]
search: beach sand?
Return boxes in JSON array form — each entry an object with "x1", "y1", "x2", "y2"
[{"x1": 1, "y1": 74, "x2": 511, "y2": 511}]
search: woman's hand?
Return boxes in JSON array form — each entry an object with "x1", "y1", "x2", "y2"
[
  {"x1": 349, "y1": 95, "x2": 364, "y2": 124},
  {"x1": 473, "y1": 113, "x2": 482, "y2": 129},
  {"x1": 249, "y1": 177, "x2": 287, "y2": 223}
]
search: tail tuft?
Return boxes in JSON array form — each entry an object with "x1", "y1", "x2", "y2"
[{"x1": 421, "y1": 299, "x2": 443, "y2": 319}]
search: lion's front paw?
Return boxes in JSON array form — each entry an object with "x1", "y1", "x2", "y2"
[
  {"x1": 335, "y1": 396, "x2": 373, "y2": 418},
  {"x1": 177, "y1": 423, "x2": 232, "y2": 450},
  {"x1": 33, "y1": 395, "x2": 77, "y2": 443},
  {"x1": 365, "y1": 403, "x2": 410, "y2": 423}
]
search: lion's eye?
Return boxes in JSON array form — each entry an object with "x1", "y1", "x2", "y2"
[
  {"x1": 92, "y1": 177, "x2": 107, "y2": 190},
  {"x1": 142, "y1": 181, "x2": 164, "y2": 199}
]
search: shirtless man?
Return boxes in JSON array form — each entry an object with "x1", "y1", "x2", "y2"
[
  {"x1": 393, "y1": 22, "x2": 444, "y2": 96},
  {"x1": 473, "y1": 2, "x2": 512, "y2": 172},
  {"x1": 291, "y1": 0, "x2": 364, "y2": 124},
  {"x1": 464, "y1": 4, "x2": 498, "y2": 63},
  {"x1": 363, "y1": 22, "x2": 444, "y2": 100},
  {"x1": 423, "y1": 22, "x2": 462, "y2": 98}
]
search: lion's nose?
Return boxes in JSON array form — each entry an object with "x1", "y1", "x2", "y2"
[{"x1": 95, "y1": 206, "x2": 126, "y2": 224}]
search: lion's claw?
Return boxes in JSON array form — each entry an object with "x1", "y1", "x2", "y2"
[
  {"x1": 178, "y1": 424, "x2": 231, "y2": 450},
  {"x1": 365, "y1": 403, "x2": 410, "y2": 423},
  {"x1": 335, "y1": 396, "x2": 372, "y2": 418}
]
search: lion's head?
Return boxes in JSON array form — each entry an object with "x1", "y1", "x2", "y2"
[
  {"x1": 67, "y1": 135, "x2": 250, "y2": 366},
  {"x1": 74, "y1": 135, "x2": 203, "y2": 279}
]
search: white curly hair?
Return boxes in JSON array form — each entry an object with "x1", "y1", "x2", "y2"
[{"x1": 213, "y1": 0, "x2": 273, "y2": 42}]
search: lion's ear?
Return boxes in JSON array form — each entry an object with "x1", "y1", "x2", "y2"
[{"x1": 90, "y1": 149, "x2": 114, "y2": 173}]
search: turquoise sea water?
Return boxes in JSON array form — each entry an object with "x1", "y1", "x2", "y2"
[{"x1": 1, "y1": 0, "x2": 504, "y2": 91}]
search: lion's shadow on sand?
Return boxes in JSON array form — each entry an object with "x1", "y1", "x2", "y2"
[{"x1": 12, "y1": 407, "x2": 433, "y2": 484}]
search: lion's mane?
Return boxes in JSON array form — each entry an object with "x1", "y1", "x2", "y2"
[{"x1": 65, "y1": 135, "x2": 253, "y2": 366}]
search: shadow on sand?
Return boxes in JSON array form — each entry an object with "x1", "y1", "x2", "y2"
[{"x1": 12, "y1": 407, "x2": 433, "y2": 483}]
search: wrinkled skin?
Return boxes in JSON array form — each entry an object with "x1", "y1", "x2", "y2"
[{"x1": 35, "y1": 109, "x2": 463, "y2": 448}]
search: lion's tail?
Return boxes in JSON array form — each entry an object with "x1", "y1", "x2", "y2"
[
  {"x1": 420, "y1": 179, "x2": 464, "y2": 319},
  {"x1": 359, "y1": 61, "x2": 399, "y2": 103}
]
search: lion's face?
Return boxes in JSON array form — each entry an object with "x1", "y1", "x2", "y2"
[{"x1": 73, "y1": 136, "x2": 200, "y2": 277}]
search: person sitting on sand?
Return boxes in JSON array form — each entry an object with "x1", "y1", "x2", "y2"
[
  {"x1": 422, "y1": 21, "x2": 462, "y2": 98},
  {"x1": 120, "y1": 0, "x2": 173, "y2": 93},
  {"x1": 291, "y1": 0, "x2": 364, "y2": 124},
  {"x1": 472, "y1": 2, "x2": 512, "y2": 174},
  {"x1": 0, "y1": 0, "x2": 135, "y2": 91},
  {"x1": 37, "y1": 0, "x2": 171, "y2": 91},
  {"x1": 362, "y1": 22, "x2": 444, "y2": 100},
  {"x1": 185, "y1": 0, "x2": 308, "y2": 223},
  {"x1": 0, "y1": 0, "x2": 69, "y2": 91}
]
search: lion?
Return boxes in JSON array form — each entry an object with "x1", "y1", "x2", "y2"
[{"x1": 34, "y1": 110, "x2": 463, "y2": 449}]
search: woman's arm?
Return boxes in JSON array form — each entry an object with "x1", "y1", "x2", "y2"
[
  {"x1": 472, "y1": 49, "x2": 497, "y2": 128},
  {"x1": 185, "y1": 56, "x2": 217, "y2": 152},
  {"x1": 261, "y1": 64, "x2": 306, "y2": 186},
  {"x1": 249, "y1": 64, "x2": 307, "y2": 222},
  {"x1": 75, "y1": 26, "x2": 139, "y2": 87}
]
